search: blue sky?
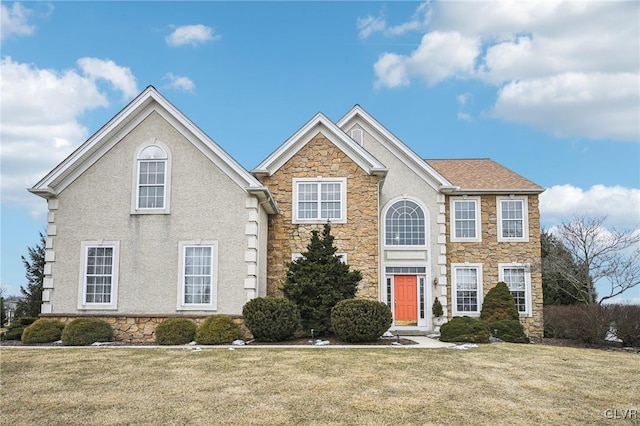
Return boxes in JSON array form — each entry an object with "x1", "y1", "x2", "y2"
[{"x1": 1, "y1": 1, "x2": 639, "y2": 303}]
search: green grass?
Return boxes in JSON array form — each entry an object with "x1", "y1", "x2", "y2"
[{"x1": 1, "y1": 344, "x2": 638, "y2": 425}]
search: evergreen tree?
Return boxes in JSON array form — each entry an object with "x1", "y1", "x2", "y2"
[
  {"x1": 15, "y1": 232, "x2": 46, "y2": 318},
  {"x1": 480, "y1": 282, "x2": 519, "y2": 323},
  {"x1": 281, "y1": 223, "x2": 361, "y2": 335},
  {"x1": 541, "y1": 230, "x2": 595, "y2": 305},
  {"x1": 0, "y1": 297, "x2": 6, "y2": 327}
]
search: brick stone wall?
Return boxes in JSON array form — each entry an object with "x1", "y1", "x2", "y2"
[
  {"x1": 257, "y1": 132, "x2": 381, "y2": 299},
  {"x1": 41, "y1": 314, "x2": 249, "y2": 343},
  {"x1": 445, "y1": 195, "x2": 544, "y2": 337}
]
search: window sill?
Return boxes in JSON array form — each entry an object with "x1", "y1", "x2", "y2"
[{"x1": 131, "y1": 208, "x2": 171, "y2": 215}]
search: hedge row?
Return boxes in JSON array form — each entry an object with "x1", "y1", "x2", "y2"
[
  {"x1": 544, "y1": 304, "x2": 640, "y2": 347},
  {"x1": 242, "y1": 297, "x2": 393, "y2": 343}
]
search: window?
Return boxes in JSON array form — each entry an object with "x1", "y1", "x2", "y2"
[
  {"x1": 451, "y1": 197, "x2": 481, "y2": 242},
  {"x1": 351, "y1": 128, "x2": 363, "y2": 145},
  {"x1": 178, "y1": 241, "x2": 217, "y2": 310},
  {"x1": 293, "y1": 178, "x2": 346, "y2": 223},
  {"x1": 78, "y1": 241, "x2": 119, "y2": 310},
  {"x1": 499, "y1": 264, "x2": 532, "y2": 316},
  {"x1": 385, "y1": 200, "x2": 426, "y2": 246},
  {"x1": 497, "y1": 197, "x2": 529, "y2": 241},
  {"x1": 452, "y1": 264, "x2": 482, "y2": 315},
  {"x1": 132, "y1": 142, "x2": 171, "y2": 214}
]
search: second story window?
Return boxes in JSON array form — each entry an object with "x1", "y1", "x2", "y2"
[
  {"x1": 132, "y1": 142, "x2": 171, "y2": 214},
  {"x1": 385, "y1": 200, "x2": 425, "y2": 246},
  {"x1": 451, "y1": 197, "x2": 481, "y2": 242},
  {"x1": 137, "y1": 145, "x2": 167, "y2": 209},
  {"x1": 293, "y1": 178, "x2": 346, "y2": 224},
  {"x1": 498, "y1": 196, "x2": 529, "y2": 242}
]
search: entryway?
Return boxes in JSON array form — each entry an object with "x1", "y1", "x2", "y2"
[{"x1": 394, "y1": 275, "x2": 418, "y2": 326}]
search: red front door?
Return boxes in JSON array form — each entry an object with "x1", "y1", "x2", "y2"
[{"x1": 394, "y1": 275, "x2": 417, "y2": 326}]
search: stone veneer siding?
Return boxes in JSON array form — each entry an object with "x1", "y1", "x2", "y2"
[
  {"x1": 257, "y1": 132, "x2": 380, "y2": 299},
  {"x1": 445, "y1": 195, "x2": 543, "y2": 338},
  {"x1": 41, "y1": 314, "x2": 249, "y2": 343}
]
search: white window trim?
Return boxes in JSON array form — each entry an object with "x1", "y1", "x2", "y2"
[
  {"x1": 77, "y1": 240, "x2": 120, "y2": 310},
  {"x1": 450, "y1": 196, "x2": 482, "y2": 242},
  {"x1": 497, "y1": 196, "x2": 529, "y2": 242},
  {"x1": 292, "y1": 177, "x2": 347, "y2": 224},
  {"x1": 131, "y1": 140, "x2": 172, "y2": 215},
  {"x1": 499, "y1": 263, "x2": 533, "y2": 317},
  {"x1": 177, "y1": 240, "x2": 218, "y2": 311},
  {"x1": 451, "y1": 263, "x2": 483, "y2": 317},
  {"x1": 292, "y1": 252, "x2": 347, "y2": 263}
]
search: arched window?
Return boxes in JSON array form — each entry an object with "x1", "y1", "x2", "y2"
[
  {"x1": 136, "y1": 145, "x2": 168, "y2": 210},
  {"x1": 385, "y1": 200, "x2": 425, "y2": 245}
]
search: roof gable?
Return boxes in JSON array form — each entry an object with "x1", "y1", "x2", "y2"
[
  {"x1": 336, "y1": 105, "x2": 455, "y2": 191},
  {"x1": 29, "y1": 86, "x2": 278, "y2": 213},
  {"x1": 251, "y1": 112, "x2": 387, "y2": 177}
]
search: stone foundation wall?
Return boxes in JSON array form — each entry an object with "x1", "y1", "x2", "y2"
[
  {"x1": 445, "y1": 195, "x2": 544, "y2": 338},
  {"x1": 41, "y1": 314, "x2": 249, "y2": 343},
  {"x1": 258, "y1": 132, "x2": 381, "y2": 299}
]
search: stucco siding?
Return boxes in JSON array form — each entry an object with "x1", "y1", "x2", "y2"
[{"x1": 49, "y1": 111, "x2": 252, "y2": 316}]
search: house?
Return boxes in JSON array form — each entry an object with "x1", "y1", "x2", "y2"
[{"x1": 30, "y1": 86, "x2": 544, "y2": 341}]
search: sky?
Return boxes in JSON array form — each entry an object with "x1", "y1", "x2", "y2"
[{"x1": 1, "y1": 1, "x2": 639, "y2": 303}]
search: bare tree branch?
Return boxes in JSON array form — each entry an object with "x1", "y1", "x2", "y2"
[{"x1": 552, "y1": 215, "x2": 640, "y2": 304}]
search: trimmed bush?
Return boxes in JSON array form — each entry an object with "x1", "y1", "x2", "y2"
[
  {"x1": 243, "y1": 297, "x2": 300, "y2": 342},
  {"x1": 480, "y1": 282, "x2": 519, "y2": 323},
  {"x1": 155, "y1": 318, "x2": 196, "y2": 345},
  {"x1": 21, "y1": 319, "x2": 65, "y2": 344},
  {"x1": 432, "y1": 298, "x2": 443, "y2": 317},
  {"x1": 3, "y1": 317, "x2": 37, "y2": 340},
  {"x1": 440, "y1": 316, "x2": 491, "y2": 343},
  {"x1": 489, "y1": 319, "x2": 529, "y2": 343},
  {"x1": 61, "y1": 318, "x2": 114, "y2": 346},
  {"x1": 609, "y1": 304, "x2": 640, "y2": 347},
  {"x1": 195, "y1": 315, "x2": 242, "y2": 345},
  {"x1": 331, "y1": 299, "x2": 392, "y2": 343}
]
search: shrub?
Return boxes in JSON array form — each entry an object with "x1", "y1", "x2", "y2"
[
  {"x1": 432, "y1": 298, "x2": 443, "y2": 317},
  {"x1": 609, "y1": 304, "x2": 640, "y2": 347},
  {"x1": 61, "y1": 318, "x2": 114, "y2": 346},
  {"x1": 243, "y1": 297, "x2": 300, "y2": 342},
  {"x1": 331, "y1": 299, "x2": 392, "y2": 343},
  {"x1": 3, "y1": 317, "x2": 37, "y2": 340},
  {"x1": 21, "y1": 319, "x2": 65, "y2": 344},
  {"x1": 480, "y1": 282, "x2": 519, "y2": 323},
  {"x1": 489, "y1": 319, "x2": 529, "y2": 343},
  {"x1": 155, "y1": 318, "x2": 196, "y2": 345},
  {"x1": 440, "y1": 316, "x2": 491, "y2": 343},
  {"x1": 544, "y1": 305, "x2": 610, "y2": 344},
  {"x1": 195, "y1": 315, "x2": 242, "y2": 345}
]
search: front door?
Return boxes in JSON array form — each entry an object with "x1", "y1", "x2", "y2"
[{"x1": 394, "y1": 275, "x2": 417, "y2": 326}]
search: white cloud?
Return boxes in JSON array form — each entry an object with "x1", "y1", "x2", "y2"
[
  {"x1": 0, "y1": 57, "x2": 138, "y2": 217},
  {"x1": 539, "y1": 184, "x2": 640, "y2": 229},
  {"x1": 357, "y1": 15, "x2": 386, "y2": 40},
  {"x1": 367, "y1": 1, "x2": 640, "y2": 142},
  {"x1": 77, "y1": 58, "x2": 138, "y2": 99},
  {"x1": 166, "y1": 24, "x2": 220, "y2": 47},
  {"x1": 164, "y1": 73, "x2": 195, "y2": 93},
  {"x1": 374, "y1": 31, "x2": 479, "y2": 88},
  {"x1": 0, "y1": 2, "x2": 35, "y2": 40},
  {"x1": 357, "y1": 3, "x2": 430, "y2": 39},
  {"x1": 491, "y1": 72, "x2": 639, "y2": 141}
]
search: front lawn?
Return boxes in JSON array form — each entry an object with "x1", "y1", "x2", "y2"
[{"x1": 1, "y1": 344, "x2": 638, "y2": 425}]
